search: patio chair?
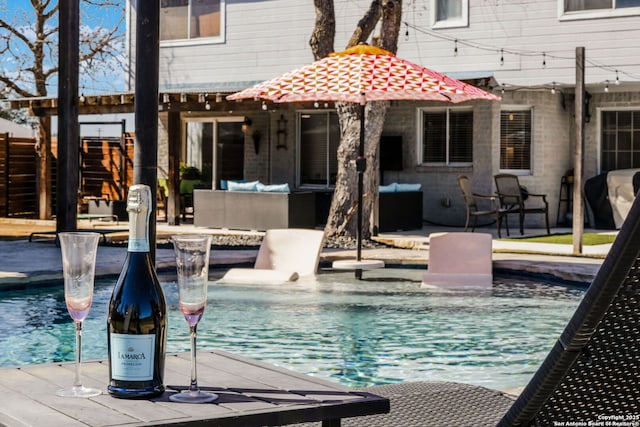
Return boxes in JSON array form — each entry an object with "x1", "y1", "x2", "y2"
[
  {"x1": 458, "y1": 175, "x2": 507, "y2": 237},
  {"x1": 343, "y1": 184, "x2": 640, "y2": 426},
  {"x1": 494, "y1": 173, "x2": 550, "y2": 235},
  {"x1": 218, "y1": 228, "x2": 325, "y2": 285}
]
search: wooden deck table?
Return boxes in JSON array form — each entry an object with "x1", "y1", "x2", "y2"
[{"x1": 0, "y1": 349, "x2": 390, "y2": 427}]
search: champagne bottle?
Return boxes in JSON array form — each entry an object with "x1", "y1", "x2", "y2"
[{"x1": 107, "y1": 184, "x2": 167, "y2": 398}]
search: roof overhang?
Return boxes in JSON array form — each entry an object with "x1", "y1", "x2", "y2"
[{"x1": 8, "y1": 74, "x2": 500, "y2": 117}]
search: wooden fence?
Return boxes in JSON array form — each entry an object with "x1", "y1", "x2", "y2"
[
  {"x1": 0, "y1": 134, "x2": 38, "y2": 217},
  {"x1": 0, "y1": 132, "x2": 135, "y2": 218},
  {"x1": 80, "y1": 133, "x2": 134, "y2": 202}
]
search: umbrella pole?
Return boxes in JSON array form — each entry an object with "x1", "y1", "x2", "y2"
[{"x1": 355, "y1": 101, "x2": 366, "y2": 279}]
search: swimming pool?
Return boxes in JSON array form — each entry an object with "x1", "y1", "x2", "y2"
[{"x1": 0, "y1": 269, "x2": 584, "y2": 390}]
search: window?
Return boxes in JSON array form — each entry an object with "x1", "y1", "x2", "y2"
[
  {"x1": 161, "y1": 0, "x2": 224, "y2": 44},
  {"x1": 298, "y1": 111, "x2": 340, "y2": 187},
  {"x1": 500, "y1": 109, "x2": 532, "y2": 172},
  {"x1": 565, "y1": 0, "x2": 640, "y2": 11},
  {"x1": 184, "y1": 118, "x2": 244, "y2": 189},
  {"x1": 561, "y1": 0, "x2": 640, "y2": 19},
  {"x1": 601, "y1": 110, "x2": 640, "y2": 172},
  {"x1": 432, "y1": 0, "x2": 468, "y2": 28},
  {"x1": 420, "y1": 108, "x2": 473, "y2": 165}
]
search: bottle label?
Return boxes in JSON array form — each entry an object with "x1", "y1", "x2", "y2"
[
  {"x1": 110, "y1": 333, "x2": 155, "y2": 381},
  {"x1": 128, "y1": 238, "x2": 150, "y2": 253}
]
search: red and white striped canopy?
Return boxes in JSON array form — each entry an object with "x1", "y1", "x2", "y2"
[{"x1": 227, "y1": 45, "x2": 500, "y2": 104}]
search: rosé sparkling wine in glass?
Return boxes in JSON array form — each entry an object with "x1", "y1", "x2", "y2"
[
  {"x1": 57, "y1": 232, "x2": 102, "y2": 398},
  {"x1": 170, "y1": 234, "x2": 216, "y2": 404}
]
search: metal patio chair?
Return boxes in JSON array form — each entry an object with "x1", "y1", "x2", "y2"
[
  {"x1": 342, "y1": 187, "x2": 640, "y2": 426},
  {"x1": 494, "y1": 173, "x2": 550, "y2": 235},
  {"x1": 458, "y1": 175, "x2": 508, "y2": 238}
]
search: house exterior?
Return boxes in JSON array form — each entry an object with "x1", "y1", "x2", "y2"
[{"x1": 126, "y1": 0, "x2": 640, "y2": 230}]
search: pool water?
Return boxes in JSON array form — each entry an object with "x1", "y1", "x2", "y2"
[{"x1": 0, "y1": 269, "x2": 584, "y2": 390}]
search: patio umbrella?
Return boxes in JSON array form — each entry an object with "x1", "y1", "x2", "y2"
[{"x1": 227, "y1": 44, "x2": 500, "y2": 269}]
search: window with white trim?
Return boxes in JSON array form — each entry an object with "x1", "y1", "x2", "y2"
[
  {"x1": 560, "y1": 0, "x2": 640, "y2": 19},
  {"x1": 432, "y1": 0, "x2": 468, "y2": 28},
  {"x1": 565, "y1": 0, "x2": 640, "y2": 11},
  {"x1": 601, "y1": 110, "x2": 640, "y2": 172},
  {"x1": 298, "y1": 111, "x2": 340, "y2": 187},
  {"x1": 500, "y1": 108, "x2": 532, "y2": 172},
  {"x1": 160, "y1": 0, "x2": 224, "y2": 44},
  {"x1": 420, "y1": 108, "x2": 473, "y2": 165}
]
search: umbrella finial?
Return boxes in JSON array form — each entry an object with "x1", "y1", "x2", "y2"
[{"x1": 331, "y1": 44, "x2": 394, "y2": 57}]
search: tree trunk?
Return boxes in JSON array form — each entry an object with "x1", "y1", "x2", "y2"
[
  {"x1": 313, "y1": 0, "x2": 402, "y2": 242},
  {"x1": 310, "y1": 0, "x2": 335, "y2": 60}
]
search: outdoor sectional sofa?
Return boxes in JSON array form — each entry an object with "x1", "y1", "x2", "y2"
[
  {"x1": 193, "y1": 189, "x2": 316, "y2": 230},
  {"x1": 193, "y1": 181, "x2": 423, "y2": 232}
]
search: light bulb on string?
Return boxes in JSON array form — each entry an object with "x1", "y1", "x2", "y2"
[
  {"x1": 551, "y1": 82, "x2": 556, "y2": 95},
  {"x1": 604, "y1": 81, "x2": 609, "y2": 93},
  {"x1": 501, "y1": 84, "x2": 505, "y2": 95},
  {"x1": 454, "y1": 39, "x2": 458, "y2": 56},
  {"x1": 500, "y1": 49, "x2": 504, "y2": 66},
  {"x1": 314, "y1": 101, "x2": 319, "y2": 108},
  {"x1": 615, "y1": 70, "x2": 621, "y2": 85},
  {"x1": 405, "y1": 23, "x2": 409, "y2": 41},
  {"x1": 542, "y1": 53, "x2": 546, "y2": 68},
  {"x1": 262, "y1": 102, "x2": 268, "y2": 111}
]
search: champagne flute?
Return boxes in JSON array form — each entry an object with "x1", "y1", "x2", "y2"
[
  {"x1": 170, "y1": 234, "x2": 217, "y2": 403},
  {"x1": 57, "y1": 232, "x2": 102, "y2": 398}
]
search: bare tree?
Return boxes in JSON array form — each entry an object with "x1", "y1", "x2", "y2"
[
  {"x1": 0, "y1": 0, "x2": 124, "y2": 99},
  {"x1": 310, "y1": 0, "x2": 402, "y2": 242},
  {"x1": 0, "y1": 0, "x2": 124, "y2": 219}
]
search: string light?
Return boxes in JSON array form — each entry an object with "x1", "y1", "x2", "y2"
[
  {"x1": 500, "y1": 49, "x2": 504, "y2": 66},
  {"x1": 604, "y1": 81, "x2": 610, "y2": 92},
  {"x1": 262, "y1": 101, "x2": 268, "y2": 110},
  {"x1": 615, "y1": 70, "x2": 621, "y2": 85},
  {"x1": 551, "y1": 82, "x2": 556, "y2": 94},
  {"x1": 501, "y1": 84, "x2": 505, "y2": 94},
  {"x1": 402, "y1": 21, "x2": 640, "y2": 84},
  {"x1": 405, "y1": 23, "x2": 409, "y2": 40},
  {"x1": 454, "y1": 39, "x2": 458, "y2": 56}
]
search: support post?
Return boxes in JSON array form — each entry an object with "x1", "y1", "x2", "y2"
[
  {"x1": 134, "y1": 0, "x2": 160, "y2": 261},
  {"x1": 56, "y1": 0, "x2": 80, "y2": 233},
  {"x1": 37, "y1": 117, "x2": 52, "y2": 219},
  {"x1": 167, "y1": 111, "x2": 181, "y2": 225},
  {"x1": 573, "y1": 46, "x2": 585, "y2": 255}
]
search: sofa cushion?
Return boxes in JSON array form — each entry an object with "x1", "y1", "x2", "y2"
[
  {"x1": 228, "y1": 180, "x2": 259, "y2": 192},
  {"x1": 257, "y1": 183, "x2": 290, "y2": 193},
  {"x1": 379, "y1": 183, "x2": 397, "y2": 193},
  {"x1": 396, "y1": 183, "x2": 422, "y2": 192}
]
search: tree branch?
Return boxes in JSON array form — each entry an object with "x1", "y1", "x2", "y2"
[
  {"x1": 346, "y1": 0, "x2": 382, "y2": 48},
  {"x1": 379, "y1": 0, "x2": 402, "y2": 53},
  {"x1": 309, "y1": 0, "x2": 335, "y2": 60}
]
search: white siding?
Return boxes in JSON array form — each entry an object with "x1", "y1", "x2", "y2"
[{"x1": 136, "y1": 0, "x2": 640, "y2": 92}]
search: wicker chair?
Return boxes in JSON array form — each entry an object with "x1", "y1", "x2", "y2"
[
  {"x1": 339, "y1": 190, "x2": 640, "y2": 426},
  {"x1": 494, "y1": 173, "x2": 550, "y2": 235},
  {"x1": 458, "y1": 175, "x2": 507, "y2": 238}
]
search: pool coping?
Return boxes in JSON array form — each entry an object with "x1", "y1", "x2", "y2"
[{"x1": 0, "y1": 237, "x2": 603, "y2": 290}]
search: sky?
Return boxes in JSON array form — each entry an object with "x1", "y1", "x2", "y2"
[
  {"x1": 0, "y1": 0, "x2": 127, "y2": 96},
  {"x1": 0, "y1": 0, "x2": 131, "y2": 134}
]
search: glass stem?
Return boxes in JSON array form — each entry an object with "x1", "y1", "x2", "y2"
[
  {"x1": 74, "y1": 321, "x2": 83, "y2": 388},
  {"x1": 189, "y1": 324, "x2": 199, "y2": 393}
]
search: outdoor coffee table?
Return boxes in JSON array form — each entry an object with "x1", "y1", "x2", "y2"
[{"x1": 0, "y1": 349, "x2": 390, "y2": 427}]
